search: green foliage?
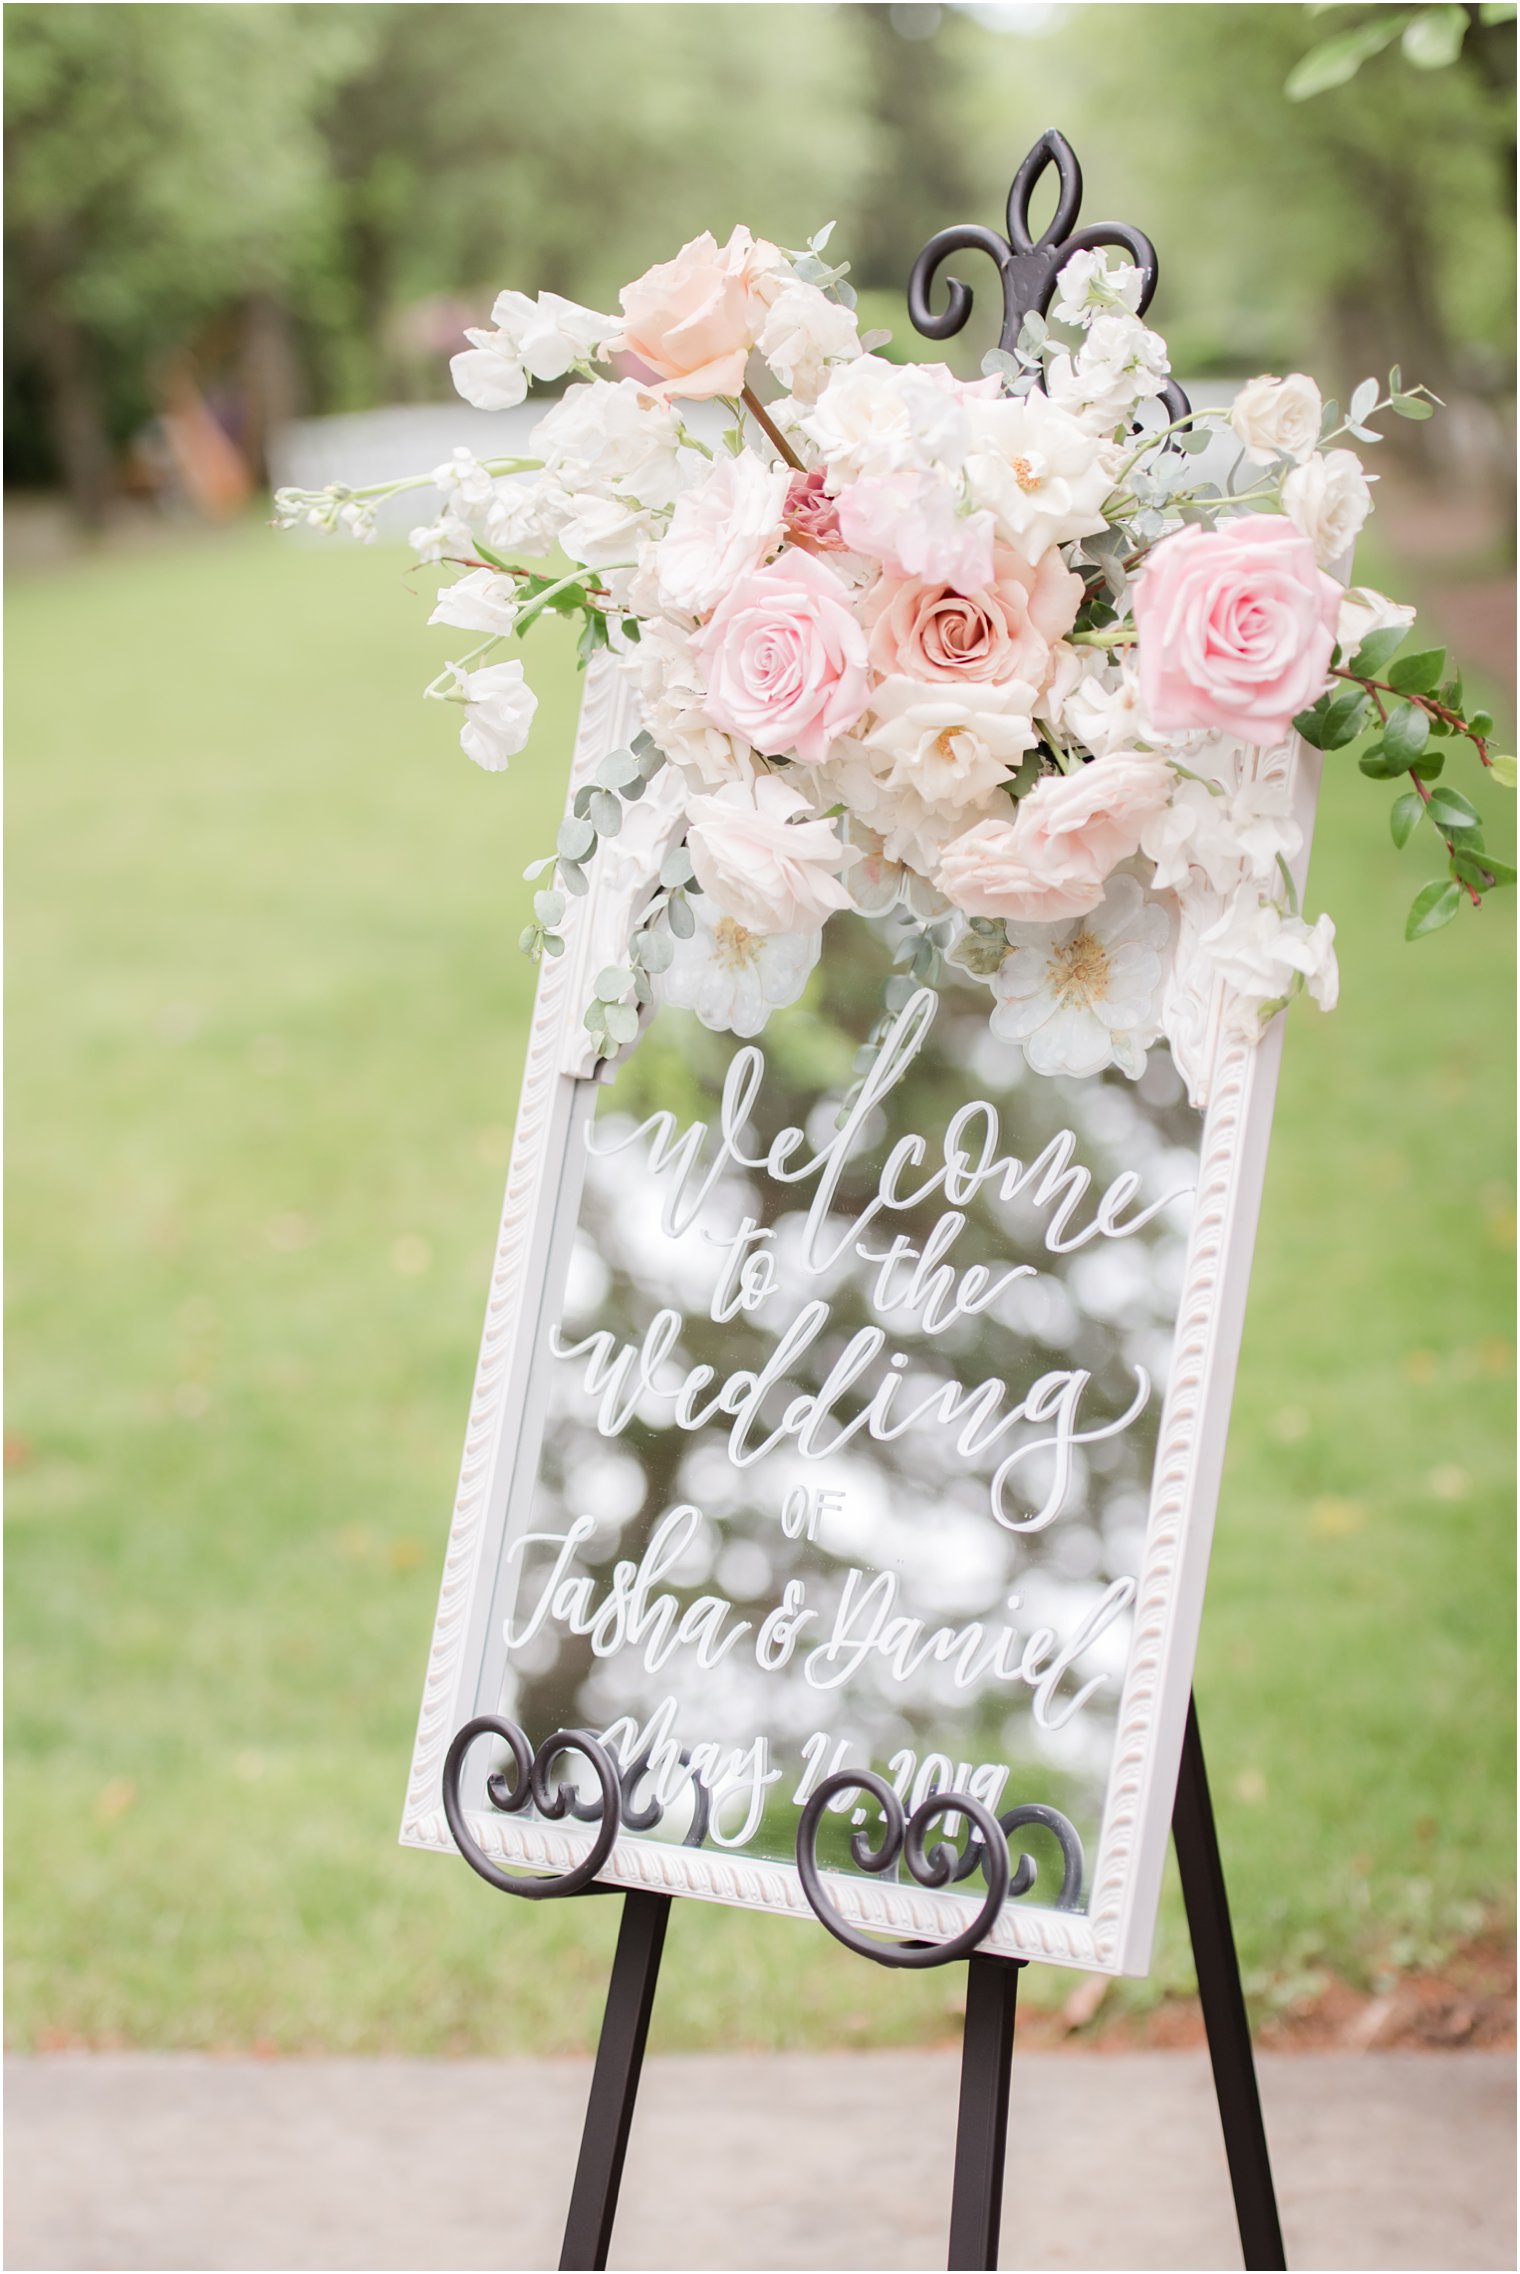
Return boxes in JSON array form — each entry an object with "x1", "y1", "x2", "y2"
[{"x1": 1287, "y1": 0, "x2": 1514, "y2": 99}]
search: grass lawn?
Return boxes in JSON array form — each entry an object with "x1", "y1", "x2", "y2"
[{"x1": 5, "y1": 513, "x2": 1514, "y2": 2053}]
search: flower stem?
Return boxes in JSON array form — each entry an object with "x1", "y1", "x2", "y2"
[
  {"x1": 1070, "y1": 626, "x2": 1138, "y2": 649},
  {"x1": 741, "y1": 384, "x2": 804, "y2": 472}
]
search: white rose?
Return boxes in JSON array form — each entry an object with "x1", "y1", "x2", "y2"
[
  {"x1": 1045, "y1": 312, "x2": 1169, "y2": 435},
  {"x1": 757, "y1": 281, "x2": 861, "y2": 404},
  {"x1": 963, "y1": 388, "x2": 1117, "y2": 562},
  {"x1": 532, "y1": 378, "x2": 684, "y2": 507},
  {"x1": 685, "y1": 773, "x2": 853, "y2": 935},
  {"x1": 1229, "y1": 373, "x2": 1323, "y2": 466},
  {"x1": 1050, "y1": 249, "x2": 1146, "y2": 329},
  {"x1": 428, "y1": 568, "x2": 520, "y2": 637},
  {"x1": 654, "y1": 449, "x2": 789, "y2": 617},
  {"x1": 1336, "y1": 585, "x2": 1416, "y2": 657},
  {"x1": 799, "y1": 355, "x2": 969, "y2": 481},
  {"x1": 452, "y1": 659, "x2": 537, "y2": 772},
  {"x1": 1282, "y1": 449, "x2": 1374, "y2": 566},
  {"x1": 860, "y1": 677, "x2": 1037, "y2": 814},
  {"x1": 1201, "y1": 897, "x2": 1339, "y2": 1023}
]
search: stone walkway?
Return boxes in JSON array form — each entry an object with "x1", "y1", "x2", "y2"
[{"x1": 5, "y1": 2049, "x2": 1514, "y2": 2270}]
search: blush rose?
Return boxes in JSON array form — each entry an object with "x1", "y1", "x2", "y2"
[
  {"x1": 864, "y1": 546, "x2": 1083, "y2": 696},
  {"x1": 694, "y1": 550, "x2": 869, "y2": 764},
  {"x1": 1130, "y1": 515, "x2": 1340, "y2": 746},
  {"x1": 613, "y1": 226, "x2": 781, "y2": 400},
  {"x1": 936, "y1": 752, "x2": 1175, "y2": 924},
  {"x1": 685, "y1": 774, "x2": 853, "y2": 935}
]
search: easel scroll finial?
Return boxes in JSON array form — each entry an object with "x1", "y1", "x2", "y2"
[{"x1": 907, "y1": 126, "x2": 1192, "y2": 422}]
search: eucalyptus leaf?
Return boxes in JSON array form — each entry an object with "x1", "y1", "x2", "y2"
[
  {"x1": 588, "y1": 789, "x2": 623, "y2": 836},
  {"x1": 559, "y1": 860, "x2": 588, "y2": 897},
  {"x1": 660, "y1": 846, "x2": 695, "y2": 889},
  {"x1": 542, "y1": 931, "x2": 565, "y2": 957},
  {"x1": 1392, "y1": 394, "x2": 1435, "y2": 420},
  {"x1": 597, "y1": 747, "x2": 640, "y2": 789},
  {"x1": 1348, "y1": 376, "x2": 1379, "y2": 427},
  {"x1": 533, "y1": 889, "x2": 566, "y2": 926},
  {"x1": 594, "y1": 965, "x2": 631, "y2": 1000},
  {"x1": 603, "y1": 1001, "x2": 640, "y2": 1047},
  {"x1": 1405, "y1": 879, "x2": 1461, "y2": 939},
  {"x1": 666, "y1": 893, "x2": 695, "y2": 939},
  {"x1": 638, "y1": 928, "x2": 675, "y2": 974}
]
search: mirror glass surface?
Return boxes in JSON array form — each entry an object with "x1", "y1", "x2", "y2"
[{"x1": 472, "y1": 911, "x2": 1202, "y2": 1915}]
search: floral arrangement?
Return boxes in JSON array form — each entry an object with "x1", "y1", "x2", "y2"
[{"x1": 277, "y1": 222, "x2": 1513, "y2": 1091}]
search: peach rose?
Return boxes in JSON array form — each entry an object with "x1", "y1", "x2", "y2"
[
  {"x1": 936, "y1": 752, "x2": 1174, "y2": 924},
  {"x1": 613, "y1": 226, "x2": 781, "y2": 401},
  {"x1": 694, "y1": 550, "x2": 869, "y2": 764},
  {"x1": 863, "y1": 546, "x2": 1083, "y2": 697},
  {"x1": 1130, "y1": 515, "x2": 1340, "y2": 746}
]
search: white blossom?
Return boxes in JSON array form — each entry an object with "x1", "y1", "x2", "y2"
[
  {"x1": 658, "y1": 898, "x2": 821, "y2": 1038},
  {"x1": 532, "y1": 378, "x2": 685, "y2": 507},
  {"x1": 1336, "y1": 585, "x2": 1416, "y2": 657},
  {"x1": 757, "y1": 281, "x2": 861, "y2": 403},
  {"x1": 989, "y1": 870, "x2": 1171, "y2": 1080},
  {"x1": 1200, "y1": 897, "x2": 1339, "y2": 1028},
  {"x1": 556, "y1": 491, "x2": 658, "y2": 571},
  {"x1": 1282, "y1": 448, "x2": 1374, "y2": 567},
  {"x1": 653, "y1": 449, "x2": 789, "y2": 617},
  {"x1": 800, "y1": 355, "x2": 970, "y2": 481},
  {"x1": 428, "y1": 568, "x2": 520, "y2": 637},
  {"x1": 1229, "y1": 373, "x2": 1323, "y2": 466},
  {"x1": 450, "y1": 290, "x2": 613, "y2": 409},
  {"x1": 1045, "y1": 312, "x2": 1169, "y2": 435},
  {"x1": 1141, "y1": 774, "x2": 1301, "y2": 899},
  {"x1": 410, "y1": 509, "x2": 476, "y2": 565},
  {"x1": 963, "y1": 388, "x2": 1118, "y2": 561},
  {"x1": 627, "y1": 617, "x2": 752, "y2": 788},
  {"x1": 1056, "y1": 655, "x2": 1149, "y2": 757},
  {"x1": 451, "y1": 659, "x2": 537, "y2": 771},
  {"x1": 1050, "y1": 250, "x2": 1146, "y2": 328}
]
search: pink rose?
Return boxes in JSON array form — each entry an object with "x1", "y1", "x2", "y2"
[
  {"x1": 613, "y1": 226, "x2": 780, "y2": 401},
  {"x1": 1131, "y1": 515, "x2": 1340, "y2": 746},
  {"x1": 936, "y1": 752, "x2": 1175, "y2": 924},
  {"x1": 863, "y1": 546, "x2": 1084, "y2": 694},
  {"x1": 782, "y1": 468, "x2": 847, "y2": 555},
  {"x1": 694, "y1": 550, "x2": 869, "y2": 764}
]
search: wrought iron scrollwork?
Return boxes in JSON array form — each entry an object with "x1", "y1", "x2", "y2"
[
  {"x1": 795, "y1": 1772, "x2": 1084, "y2": 1969},
  {"x1": 442, "y1": 1717, "x2": 622, "y2": 1898},
  {"x1": 908, "y1": 126, "x2": 1191, "y2": 423}
]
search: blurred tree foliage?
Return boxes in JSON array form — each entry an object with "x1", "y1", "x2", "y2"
[{"x1": 4, "y1": 1, "x2": 1514, "y2": 523}]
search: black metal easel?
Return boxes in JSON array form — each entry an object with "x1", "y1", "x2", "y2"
[{"x1": 439, "y1": 132, "x2": 1287, "y2": 2273}]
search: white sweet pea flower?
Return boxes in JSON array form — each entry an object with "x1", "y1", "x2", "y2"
[
  {"x1": 658, "y1": 898, "x2": 821, "y2": 1038},
  {"x1": 757, "y1": 280, "x2": 861, "y2": 403},
  {"x1": 1055, "y1": 655, "x2": 1149, "y2": 757},
  {"x1": 432, "y1": 447, "x2": 498, "y2": 513},
  {"x1": 410, "y1": 509, "x2": 476, "y2": 565},
  {"x1": 1045, "y1": 312, "x2": 1169, "y2": 435},
  {"x1": 450, "y1": 290, "x2": 613, "y2": 409},
  {"x1": 1229, "y1": 373, "x2": 1323, "y2": 466},
  {"x1": 1051, "y1": 249, "x2": 1146, "y2": 328},
  {"x1": 1142, "y1": 775, "x2": 1301, "y2": 899},
  {"x1": 428, "y1": 568, "x2": 520, "y2": 637},
  {"x1": 451, "y1": 659, "x2": 537, "y2": 772},
  {"x1": 479, "y1": 474, "x2": 568, "y2": 560},
  {"x1": 654, "y1": 448, "x2": 789, "y2": 617},
  {"x1": 989, "y1": 870, "x2": 1171, "y2": 1081},
  {"x1": 800, "y1": 355, "x2": 970, "y2": 481},
  {"x1": 556, "y1": 492, "x2": 657, "y2": 571},
  {"x1": 1201, "y1": 897, "x2": 1339, "y2": 1029},
  {"x1": 1282, "y1": 448, "x2": 1374, "y2": 567},
  {"x1": 963, "y1": 388, "x2": 1118, "y2": 561},
  {"x1": 1336, "y1": 586, "x2": 1416, "y2": 657},
  {"x1": 532, "y1": 378, "x2": 685, "y2": 507},
  {"x1": 626, "y1": 617, "x2": 753, "y2": 789}
]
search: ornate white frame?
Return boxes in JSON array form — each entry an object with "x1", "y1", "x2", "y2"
[{"x1": 400, "y1": 651, "x2": 1322, "y2": 1976}]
